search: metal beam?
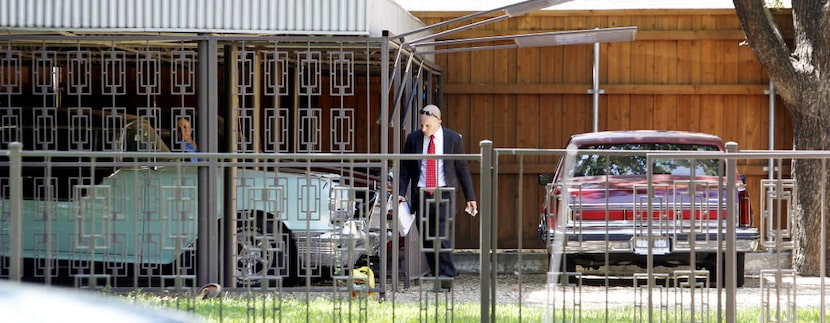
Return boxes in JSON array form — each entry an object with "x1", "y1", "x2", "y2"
[
  {"x1": 411, "y1": 26, "x2": 637, "y2": 55},
  {"x1": 394, "y1": 0, "x2": 574, "y2": 44}
]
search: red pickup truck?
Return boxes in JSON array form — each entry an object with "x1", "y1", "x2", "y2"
[{"x1": 537, "y1": 131, "x2": 759, "y2": 287}]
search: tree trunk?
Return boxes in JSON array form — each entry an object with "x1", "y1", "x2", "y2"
[
  {"x1": 733, "y1": 0, "x2": 830, "y2": 277},
  {"x1": 791, "y1": 96, "x2": 830, "y2": 276}
]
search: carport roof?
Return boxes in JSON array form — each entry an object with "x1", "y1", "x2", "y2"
[{"x1": 0, "y1": 0, "x2": 425, "y2": 38}]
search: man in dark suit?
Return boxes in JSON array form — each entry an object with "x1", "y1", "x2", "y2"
[{"x1": 398, "y1": 104, "x2": 477, "y2": 289}]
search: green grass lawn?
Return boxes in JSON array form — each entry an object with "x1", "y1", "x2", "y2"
[
  {"x1": 127, "y1": 293, "x2": 543, "y2": 322},
  {"x1": 124, "y1": 292, "x2": 825, "y2": 322}
]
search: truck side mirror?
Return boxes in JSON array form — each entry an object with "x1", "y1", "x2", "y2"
[{"x1": 538, "y1": 174, "x2": 554, "y2": 186}]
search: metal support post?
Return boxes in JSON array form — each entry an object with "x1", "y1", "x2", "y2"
[
  {"x1": 726, "y1": 142, "x2": 738, "y2": 323},
  {"x1": 766, "y1": 80, "x2": 776, "y2": 179},
  {"x1": 479, "y1": 140, "x2": 494, "y2": 323},
  {"x1": 198, "y1": 36, "x2": 220, "y2": 286},
  {"x1": 592, "y1": 39, "x2": 600, "y2": 132},
  {"x1": 8, "y1": 142, "x2": 22, "y2": 282}
]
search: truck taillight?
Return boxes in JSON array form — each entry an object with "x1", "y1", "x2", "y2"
[
  {"x1": 738, "y1": 189, "x2": 752, "y2": 227},
  {"x1": 543, "y1": 185, "x2": 562, "y2": 228}
]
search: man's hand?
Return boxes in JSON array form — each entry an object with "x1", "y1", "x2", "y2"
[
  {"x1": 465, "y1": 201, "x2": 478, "y2": 217},
  {"x1": 398, "y1": 195, "x2": 406, "y2": 202}
]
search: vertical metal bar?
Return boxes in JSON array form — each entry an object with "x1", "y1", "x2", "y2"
[
  {"x1": 763, "y1": 82, "x2": 777, "y2": 323},
  {"x1": 516, "y1": 155, "x2": 524, "y2": 321},
  {"x1": 206, "y1": 37, "x2": 220, "y2": 285},
  {"x1": 196, "y1": 37, "x2": 210, "y2": 286},
  {"x1": 821, "y1": 159, "x2": 827, "y2": 323},
  {"x1": 767, "y1": 80, "x2": 775, "y2": 179},
  {"x1": 397, "y1": 47, "x2": 412, "y2": 290},
  {"x1": 293, "y1": 50, "x2": 300, "y2": 152},
  {"x1": 253, "y1": 52, "x2": 262, "y2": 153},
  {"x1": 592, "y1": 39, "x2": 600, "y2": 133},
  {"x1": 479, "y1": 140, "x2": 493, "y2": 323},
  {"x1": 646, "y1": 151, "x2": 655, "y2": 322},
  {"x1": 380, "y1": 30, "x2": 394, "y2": 293},
  {"x1": 725, "y1": 142, "x2": 738, "y2": 323},
  {"x1": 222, "y1": 43, "x2": 239, "y2": 287},
  {"x1": 490, "y1": 146, "x2": 499, "y2": 317},
  {"x1": 8, "y1": 142, "x2": 22, "y2": 282},
  {"x1": 197, "y1": 36, "x2": 220, "y2": 285}
]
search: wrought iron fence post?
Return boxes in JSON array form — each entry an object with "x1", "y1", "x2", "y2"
[
  {"x1": 198, "y1": 35, "x2": 221, "y2": 286},
  {"x1": 725, "y1": 141, "x2": 738, "y2": 323},
  {"x1": 479, "y1": 140, "x2": 494, "y2": 323},
  {"x1": 8, "y1": 142, "x2": 22, "y2": 281}
]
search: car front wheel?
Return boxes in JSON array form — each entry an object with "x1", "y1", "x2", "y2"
[{"x1": 235, "y1": 213, "x2": 299, "y2": 287}]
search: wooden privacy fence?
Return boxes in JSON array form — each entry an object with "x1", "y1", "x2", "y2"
[{"x1": 411, "y1": 8, "x2": 796, "y2": 249}]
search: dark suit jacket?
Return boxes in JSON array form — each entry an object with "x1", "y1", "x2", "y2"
[{"x1": 399, "y1": 127, "x2": 477, "y2": 204}]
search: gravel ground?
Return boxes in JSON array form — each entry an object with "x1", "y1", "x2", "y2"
[
  {"x1": 378, "y1": 273, "x2": 830, "y2": 310},
  {"x1": 381, "y1": 273, "x2": 548, "y2": 304}
]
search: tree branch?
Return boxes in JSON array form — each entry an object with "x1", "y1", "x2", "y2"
[{"x1": 733, "y1": 0, "x2": 799, "y2": 104}]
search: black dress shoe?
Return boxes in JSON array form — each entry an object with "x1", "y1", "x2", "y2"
[{"x1": 440, "y1": 279, "x2": 453, "y2": 291}]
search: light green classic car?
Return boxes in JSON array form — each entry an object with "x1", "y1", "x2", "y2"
[{"x1": 1, "y1": 110, "x2": 382, "y2": 288}]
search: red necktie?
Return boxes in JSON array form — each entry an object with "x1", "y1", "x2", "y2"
[{"x1": 426, "y1": 135, "x2": 437, "y2": 192}]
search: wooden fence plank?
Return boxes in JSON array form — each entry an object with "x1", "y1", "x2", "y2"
[
  {"x1": 721, "y1": 95, "x2": 740, "y2": 141},
  {"x1": 605, "y1": 95, "x2": 630, "y2": 131},
  {"x1": 700, "y1": 96, "x2": 721, "y2": 135},
  {"x1": 606, "y1": 15, "x2": 633, "y2": 84},
  {"x1": 629, "y1": 95, "x2": 654, "y2": 130},
  {"x1": 653, "y1": 95, "x2": 677, "y2": 130}
]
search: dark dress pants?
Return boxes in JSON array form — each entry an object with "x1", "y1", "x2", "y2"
[{"x1": 414, "y1": 190, "x2": 456, "y2": 278}]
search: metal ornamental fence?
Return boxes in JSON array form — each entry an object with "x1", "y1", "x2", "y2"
[
  {"x1": 0, "y1": 141, "x2": 828, "y2": 322},
  {"x1": 0, "y1": 145, "x2": 392, "y2": 291},
  {"x1": 491, "y1": 145, "x2": 827, "y2": 323},
  {"x1": 0, "y1": 10, "x2": 823, "y2": 322}
]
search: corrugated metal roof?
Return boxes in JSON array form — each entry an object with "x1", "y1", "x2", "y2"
[{"x1": 0, "y1": 0, "x2": 427, "y2": 37}]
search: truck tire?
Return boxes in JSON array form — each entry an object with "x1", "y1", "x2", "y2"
[
  {"x1": 736, "y1": 252, "x2": 746, "y2": 288},
  {"x1": 550, "y1": 253, "x2": 577, "y2": 285},
  {"x1": 704, "y1": 252, "x2": 745, "y2": 288}
]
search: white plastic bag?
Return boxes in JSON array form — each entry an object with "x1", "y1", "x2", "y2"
[{"x1": 388, "y1": 195, "x2": 415, "y2": 236}]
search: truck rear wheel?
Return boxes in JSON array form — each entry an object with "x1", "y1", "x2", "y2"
[
  {"x1": 549, "y1": 253, "x2": 577, "y2": 285},
  {"x1": 703, "y1": 252, "x2": 745, "y2": 288},
  {"x1": 735, "y1": 252, "x2": 746, "y2": 288}
]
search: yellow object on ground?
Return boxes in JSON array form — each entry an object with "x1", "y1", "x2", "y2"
[{"x1": 351, "y1": 266, "x2": 375, "y2": 300}]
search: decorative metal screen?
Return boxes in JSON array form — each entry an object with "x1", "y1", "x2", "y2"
[{"x1": 0, "y1": 35, "x2": 393, "y2": 294}]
